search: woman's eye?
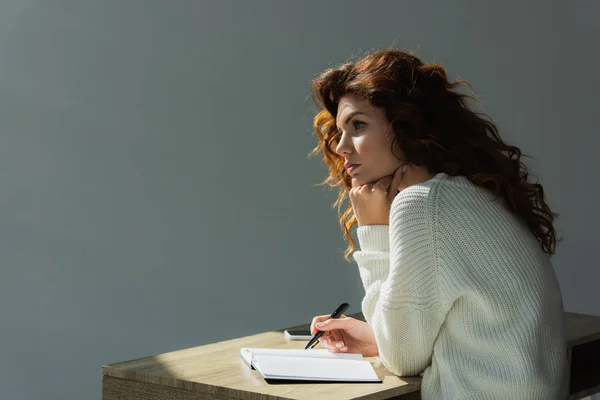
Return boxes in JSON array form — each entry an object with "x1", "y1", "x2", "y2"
[
  {"x1": 336, "y1": 121, "x2": 365, "y2": 136},
  {"x1": 353, "y1": 120, "x2": 366, "y2": 130}
]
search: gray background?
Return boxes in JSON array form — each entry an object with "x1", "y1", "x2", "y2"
[{"x1": 1, "y1": 1, "x2": 598, "y2": 399}]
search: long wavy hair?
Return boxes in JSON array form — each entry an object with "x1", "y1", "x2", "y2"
[{"x1": 309, "y1": 49, "x2": 558, "y2": 262}]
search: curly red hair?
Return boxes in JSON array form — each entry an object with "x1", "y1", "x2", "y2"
[{"x1": 309, "y1": 49, "x2": 558, "y2": 261}]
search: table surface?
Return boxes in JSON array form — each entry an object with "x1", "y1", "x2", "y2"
[{"x1": 102, "y1": 311, "x2": 600, "y2": 400}]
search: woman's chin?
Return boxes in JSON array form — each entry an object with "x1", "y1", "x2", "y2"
[{"x1": 351, "y1": 175, "x2": 367, "y2": 187}]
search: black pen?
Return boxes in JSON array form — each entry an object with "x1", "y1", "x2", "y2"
[{"x1": 305, "y1": 303, "x2": 350, "y2": 350}]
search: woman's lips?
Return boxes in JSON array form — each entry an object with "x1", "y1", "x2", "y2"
[{"x1": 346, "y1": 164, "x2": 360, "y2": 174}]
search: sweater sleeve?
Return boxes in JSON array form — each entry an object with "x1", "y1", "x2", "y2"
[{"x1": 353, "y1": 183, "x2": 445, "y2": 377}]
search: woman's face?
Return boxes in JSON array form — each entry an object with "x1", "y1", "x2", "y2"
[{"x1": 335, "y1": 94, "x2": 404, "y2": 187}]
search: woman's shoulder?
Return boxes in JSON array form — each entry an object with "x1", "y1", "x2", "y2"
[
  {"x1": 390, "y1": 173, "x2": 445, "y2": 223},
  {"x1": 391, "y1": 172, "x2": 499, "y2": 218},
  {"x1": 433, "y1": 172, "x2": 504, "y2": 207},
  {"x1": 391, "y1": 172, "x2": 448, "y2": 208}
]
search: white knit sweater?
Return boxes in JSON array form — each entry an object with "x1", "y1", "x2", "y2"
[{"x1": 353, "y1": 173, "x2": 567, "y2": 400}]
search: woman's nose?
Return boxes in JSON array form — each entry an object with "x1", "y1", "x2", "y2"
[{"x1": 335, "y1": 133, "x2": 352, "y2": 156}]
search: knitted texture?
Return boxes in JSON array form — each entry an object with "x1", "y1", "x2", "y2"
[{"x1": 353, "y1": 173, "x2": 567, "y2": 400}]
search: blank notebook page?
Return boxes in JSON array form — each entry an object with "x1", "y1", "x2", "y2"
[
  {"x1": 240, "y1": 348, "x2": 362, "y2": 367},
  {"x1": 252, "y1": 354, "x2": 381, "y2": 382}
]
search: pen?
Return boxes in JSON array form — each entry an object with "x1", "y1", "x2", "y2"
[{"x1": 305, "y1": 302, "x2": 350, "y2": 350}]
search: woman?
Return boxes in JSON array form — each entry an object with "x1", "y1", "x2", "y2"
[{"x1": 308, "y1": 49, "x2": 567, "y2": 399}]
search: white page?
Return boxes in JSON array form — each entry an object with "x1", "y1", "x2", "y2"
[
  {"x1": 239, "y1": 347, "x2": 363, "y2": 368},
  {"x1": 252, "y1": 354, "x2": 381, "y2": 382}
]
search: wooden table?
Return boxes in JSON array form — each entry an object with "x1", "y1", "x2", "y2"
[{"x1": 102, "y1": 311, "x2": 600, "y2": 400}]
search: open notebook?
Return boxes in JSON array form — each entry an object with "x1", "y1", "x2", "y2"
[{"x1": 240, "y1": 348, "x2": 382, "y2": 383}]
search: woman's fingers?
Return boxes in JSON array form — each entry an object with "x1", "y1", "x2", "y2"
[
  {"x1": 317, "y1": 330, "x2": 332, "y2": 346},
  {"x1": 314, "y1": 317, "x2": 355, "y2": 332},
  {"x1": 318, "y1": 331, "x2": 347, "y2": 352},
  {"x1": 310, "y1": 315, "x2": 350, "y2": 352},
  {"x1": 310, "y1": 314, "x2": 348, "y2": 335},
  {"x1": 310, "y1": 314, "x2": 332, "y2": 335}
]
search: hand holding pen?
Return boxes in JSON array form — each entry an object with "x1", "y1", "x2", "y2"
[
  {"x1": 307, "y1": 303, "x2": 380, "y2": 356},
  {"x1": 305, "y1": 303, "x2": 349, "y2": 349}
]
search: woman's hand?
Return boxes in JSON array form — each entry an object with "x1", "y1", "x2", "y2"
[
  {"x1": 350, "y1": 164, "x2": 406, "y2": 226},
  {"x1": 350, "y1": 164, "x2": 435, "y2": 226},
  {"x1": 310, "y1": 315, "x2": 379, "y2": 357}
]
